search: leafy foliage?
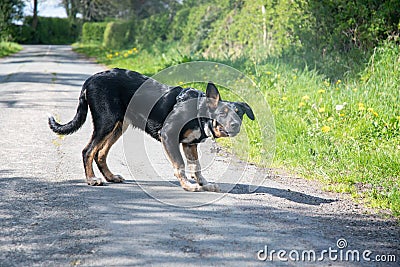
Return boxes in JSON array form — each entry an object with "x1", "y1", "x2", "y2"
[
  {"x1": 16, "y1": 17, "x2": 80, "y2": 44},
  {"x1": 0, "y1": 0, "x2": 24, "y2": 41},
  {"x1": 82, "y1": 22, "x2": 108, "y2": 44}
]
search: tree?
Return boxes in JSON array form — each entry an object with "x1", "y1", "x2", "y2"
[
  {"x1": 61, "y1": 0, "x2": 80, "y2": 21},
  {"x1": 0, "y1": 0, "x2": 25, "y2": 41},
  {"x1": 32, "y1": 0, "x2": 38, "y2": 30}
]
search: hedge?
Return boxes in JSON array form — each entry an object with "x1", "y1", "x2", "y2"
[{"x1": 81, "y1": 22, "x2": 108, "y2": 44}]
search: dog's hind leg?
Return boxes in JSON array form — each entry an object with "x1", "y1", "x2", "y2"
[
  {"x1": 95, "y1": 122, "x2": 126, "y2": 183},
  {"x1": 82, "y1": 133, "x2": 106, "y2": 186}
]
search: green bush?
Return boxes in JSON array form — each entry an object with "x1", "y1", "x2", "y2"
[
  {"x1": 17, "y1": 16, "x2": 80, "y2": 44},
  {"x1": 81, "y1": 22, "x2": 108, "y2": 44},
  {"x1": 103, "y1": 21, "x2": 134, "y2": 49},
  {"x1": 135, "y1": 14, "x2": 169, "y2": 47}
]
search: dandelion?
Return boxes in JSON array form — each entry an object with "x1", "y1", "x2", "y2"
[
  {"x1": 178, "y1": 81, "x2": 184, "y2": 85},
  {"x1": 266, "y1": 71, "x2": 272, "y2": 75},
  {"x1": 397, "y1": 116, "x2": 400, "y2": 121},
  {"x1": 336, "y1": 79, "x2": 341, "y2": 85},
  {"x1": 327, "y1": 117, "x2": 334, "y2": 122},
  {"x1": 373, "y1": 111, "x2": 379, "y2": 117},
  {"x1": 128, "y1": 50, "x2": 133, "y2": 54},
  {"x1": 298, "y1": 102, "x2": 306, "y2": 108},
  {"x1": 339, "y1": 113, "x2": 345, "y2": 117},
  {"x1": 114, "y1": 52, "x2": 119, "y2": 56},
  {"x1": 124, "y1": 53, "x2": 128, "y2": 58},
  {"x1": 353, "y1": 88, "x2": 358, "y2": 92},
  {"x1": 321, "y1": 126, "x2": 331, "y2": 133},
  {"x1": 281, "y1": 96, "x2": 288, "y2": 101},
  {"x1": 318, "y1": 107, "x2": 325, "y2": 113},
  {"x1": 324, "y1": 80, "x2": 330, "y2": 87},
  {"x1": 302, "y1": 95, "x2": 310, "y2": 101},
  {"x1": 358, "y1": 102, "x2": 365, "y2": 111},
  {"x1": 293, "y1": 75, "x2": 297, "y2": 80},
  {"x1": 317, "y1": 89, "x2": 326, "y2": 94}
]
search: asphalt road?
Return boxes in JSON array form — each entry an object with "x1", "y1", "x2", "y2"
[{"x1": 0, "y1": 45, "x2": 398, "y2": 266}]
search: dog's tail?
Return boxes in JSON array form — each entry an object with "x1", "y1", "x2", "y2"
[{"x1": 48, "y1": 90, "x2": 88, "y2": 135}]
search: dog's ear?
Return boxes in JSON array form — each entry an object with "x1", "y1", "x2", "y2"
[
  {"x1": 237, "y1": 102, "x2": 255, "y2": 120},
  {"x1": 206, "y1": 82, "x2": 220, "y2": 110}
]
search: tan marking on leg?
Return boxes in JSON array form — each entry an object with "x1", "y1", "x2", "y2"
[
  {"x1": 83, "y1": 138, "x2": 104, "y2": 186},
  {"x1": 182, "y1": 144, "x2": 208, "y2": 186},
  {"x1": 95, "y1": 122, "x2": 125, "y2": 183}
]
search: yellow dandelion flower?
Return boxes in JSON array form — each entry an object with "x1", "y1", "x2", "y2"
[
  {"x1": 115, "y1": 52, "x2": 119, "y2": 56},
  {"x1": 178, "y1": 81, "x2": 184, "y2": 85},
  {"x1": 336, "y1": 79, "x2": 341, "y2": 85},
  {"x1": 327, "y1": 117, "x2": 334, "y2": 122},
  {"x1": 281, "y1": 96, "x2": 288, "y2": 101},
  {"x1": 298, "y1": 102, "x2": 306, "y2": 108},
  {"x1": 324, "y1": 80, "x2": 330, "y2": 87},
  {"x1": 317, "y1": 89, "x2": 326, "y2": 94},
  {"x1": 373, "y1": 111, "x2": 379, "y2": 117},
  {"x1": 318, "y1": 107, "x2": 325, "y2": 113},
  {"x1": 124, "y1": 53, "x2": 128, "y2": 58},
  {"x1": 321, "y1": 126, "x2": 331, "y2": 133},
  {"x1": 353, "y1": 88, "x2": 358, "y2": 92},
  {"x1": 266, "y1": 71, "x2": 272, "y2": 75},
  {"x1": 339, "y1": 113, "x2": 345, "y2": 117},
  {"x1": 293, "y1": 75, "x2": 297, "y2": 80},
  {"x1": 128, "y1": 50, "x2": 133, "y2": 54},
  {"x1": 302, "y1": 95, "x2": 310, "y2": 101}
]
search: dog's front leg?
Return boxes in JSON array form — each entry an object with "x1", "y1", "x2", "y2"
[
  {"x1": 182, "y1": 143, "x2": 208, "y2": 186},
  {"x1": 160, "y1": 134, "x2": 219, "y2": 192}
]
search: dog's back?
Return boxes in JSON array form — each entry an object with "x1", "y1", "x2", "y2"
[{"x1": 83, "y1": 68, "x2": 182, "y2": 139}]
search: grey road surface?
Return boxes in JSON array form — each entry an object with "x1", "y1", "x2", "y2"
[{"x1": 0, "y1": 45, "x2": 398, "y2": 266}]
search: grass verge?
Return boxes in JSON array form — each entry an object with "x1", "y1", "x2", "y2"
[
  {"x1": 0, "y1": 42, "x2": 22, "y2": 57},
  {"x1": 73, "y1": 42, "x2": 400, "y2": 216}
]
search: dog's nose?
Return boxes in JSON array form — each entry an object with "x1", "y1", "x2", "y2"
[{"x1": 230, "y1": 122, "x2": 240, "y2": 130}]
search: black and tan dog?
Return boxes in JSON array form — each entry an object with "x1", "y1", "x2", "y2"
[{"x1": 48, "y1": 68, "x2": 254, "y2": 192}]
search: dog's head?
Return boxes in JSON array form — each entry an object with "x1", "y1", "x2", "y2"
[{"x1": 203, "y1": 82, "x2": 255, "y2": 138}]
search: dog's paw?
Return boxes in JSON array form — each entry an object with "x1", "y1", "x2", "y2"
[
  {"x1": 106, "y1": 174, "x2": 125, "y2": 183},
  {"x1": 196, "y1": 176, "x2": 208, "y2": 186},
  {"x1": 201, "y1": 182, "x2": 220, "y2": 192},
  {"x1": 87, "y1": 177, "x2": 104, "y2": 186}
]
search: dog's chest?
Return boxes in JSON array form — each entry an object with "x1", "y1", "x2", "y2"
[{"x1": 181, "y1": 128, "x2": 203, "y2": 143}]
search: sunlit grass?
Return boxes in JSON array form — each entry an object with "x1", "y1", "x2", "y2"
[
  {"x1": 0, "y1": 42, "x2": 22, "y2": 57},
  {"x1": 73, "y1": 41, "x2": 399, "y2": 216}
]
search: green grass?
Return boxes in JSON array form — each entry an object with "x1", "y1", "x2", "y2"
[
  {"x1": 0, "y1": 42, "x2": 22, "y2": 57},
  {"x1": 73, "y1": 41, "x2": 400, "y2": 216}
]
